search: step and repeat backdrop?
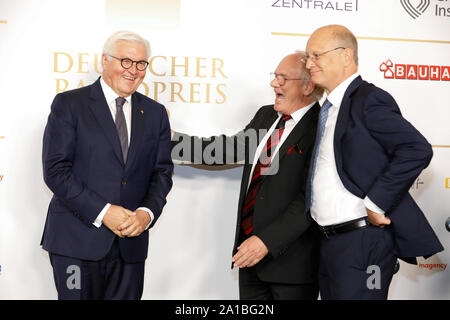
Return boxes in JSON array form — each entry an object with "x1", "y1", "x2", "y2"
[{"x1": 0, "y1": 0, "x2": 448, "y2": 299}]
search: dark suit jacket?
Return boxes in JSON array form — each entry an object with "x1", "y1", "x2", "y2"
[
  {"x1": 334, "y1": 76, "x2": 443, "y2": 263},
  {"x1": 41, "y1": 78, "x2": 173, "y2": 263},
  {"x1": 173, "y1": 104, "x2": 320, "y2": 284}
]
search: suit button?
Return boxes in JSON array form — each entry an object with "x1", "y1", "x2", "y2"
[{"x1": 121, "y1": 180, "x2": 127, "y2": 185}]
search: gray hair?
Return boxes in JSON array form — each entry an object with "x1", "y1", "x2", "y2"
[{"x1": 103, "y1": 30, "x2": 151, "y2": 60}]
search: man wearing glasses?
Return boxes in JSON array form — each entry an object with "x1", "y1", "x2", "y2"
[
  {"x1": 172, "y1": 52, "x2": 323, "y2": 299},
  {"x1": 41, "y1": 31, "x2": 173, "y2": 299},
  {"x1": 304, "y1": 25, "x2": 443, "y2": 299}
]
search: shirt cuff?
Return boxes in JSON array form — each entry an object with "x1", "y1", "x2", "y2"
[
  {"x1": 364, "y1": 196, "x2": 385, "y2": 215},
  {"x1": 137, "y1": 207, "x2": 154, "y2": 229},
  {"x1": 93, "y1": 203, "x2": 111, "y2": 228}
]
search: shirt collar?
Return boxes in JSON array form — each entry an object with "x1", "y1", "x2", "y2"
[
  {"x1": 323, "y1": 72, "x2": 359, "y2": 108},
  {"x1": 278, "y1": 101, "x2": 316, "y2": 124},
  {"x1": 100, "y1": 77, "x2": 132, "y2": 106}
]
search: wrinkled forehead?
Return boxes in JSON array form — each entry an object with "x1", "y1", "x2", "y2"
[{"x1": 276, "y1": 55, "x2": 303, "y2": 76}]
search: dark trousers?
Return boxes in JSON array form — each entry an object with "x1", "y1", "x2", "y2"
[
  {"x1": 239, "y1": 266, "x2": 319, "y2": 300},
  {"x1": 318, "y1": 224, "x2": 396, "y2": 300},
  {"x1": 49, "y1": 239, "x2": 145, "y2": 300}
]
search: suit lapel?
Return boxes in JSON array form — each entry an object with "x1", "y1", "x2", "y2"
[
  {"x1": 277, "y1": 102, "x2": 320, "y2": 162},
  {"x1": 88, "y1": 79, "x2": 124, "y2": 165},
  {"x1": 125, "y1": 94, "x2": 145, "y2": 169},
  {"x1": 334, "y1": 76, "x2": 363, "y2": 173}
]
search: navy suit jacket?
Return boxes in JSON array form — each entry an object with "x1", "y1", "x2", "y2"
[
  {"x1": 334, "y1": 76, "x2": 443, "y2": 263},
  {"x1": 41, "y1": 78, "x2": 173, "y2": 263}
]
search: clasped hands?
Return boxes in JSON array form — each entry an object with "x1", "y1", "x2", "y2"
[{"x1": 102, "y1": 205, "x2": 150, "y2": 238}]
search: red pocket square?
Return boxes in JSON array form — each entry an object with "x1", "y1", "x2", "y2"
[{"x1": 287, "y1": 145, "x2": 303, "y2": 155}]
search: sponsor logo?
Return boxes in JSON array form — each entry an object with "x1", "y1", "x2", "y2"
[
  {"x1": 446, "y1": 178, "x2": 450, "y2": 188},
  {"x1": 401, "y1": 0, "x2": 450, "y2": 18},
  {"x1": 271, "y1": 0, "x2": 359, "y2": 11},
  {"x1": 380, "y1": 60, "x2": 450, "y2": 81},
  {"x1": 0, "y1": 174, "x2": 4, "y2": 182},
  {"x1": 400, "y1": 0, "x2": 431, "y2": 19},
  {"x1": 418, "y1": 263, "x2": 447, "y2": 271},
  {"x1": 446, "y1": 217, "x2": 450, "y2": 232}
]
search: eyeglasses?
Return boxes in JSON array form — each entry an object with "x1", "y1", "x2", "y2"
[
  {"x1": 108, "y1": 54, "x2": 149, "y2": 71},
  {"x1": 301, "y1": 47, "x2": 346, "y2": 63},
  {"x1": 270, "y1": 72, "x2": 309, "y2": 86}
]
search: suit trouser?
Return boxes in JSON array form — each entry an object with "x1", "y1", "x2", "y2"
[
  {"x1": 239, "y1": 267, "x2": 319, "y2": 300},
  {"x1": 318, "y1": 224, "x2": 396, "y2": 300},
  {"x1": 49, "y1": 239, "x2": 145, "y2": 300}
]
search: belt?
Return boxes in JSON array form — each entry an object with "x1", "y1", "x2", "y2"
[{"x1": 317, "y1": 217, "x2": 369, "y2": 238}]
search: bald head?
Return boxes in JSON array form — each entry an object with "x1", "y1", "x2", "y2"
[
  {"x1": 305, "y1": 25, "x2": 358, "y2": 93},
  {"x1": 311, "y1": 25, "x2": 358, "y2": 65}
]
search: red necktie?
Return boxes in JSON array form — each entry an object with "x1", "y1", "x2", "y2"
[{"x1": 241, "y1": 114, "x2": 291, "y2": 235}]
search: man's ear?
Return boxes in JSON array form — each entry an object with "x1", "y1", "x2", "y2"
[
  {"x1": 101, "y1": 53, "x2": 109, "y2": 69},
  {"x1": 303, "y1": 80, "x2": 315, "y2": 96},
  {"x1": 342, "y1": 48, "x2": 354, "y2": 67}
]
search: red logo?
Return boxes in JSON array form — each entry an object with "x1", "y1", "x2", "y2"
[{"x1": 380, "y1": 60, "x2": 450, "y2": 81}]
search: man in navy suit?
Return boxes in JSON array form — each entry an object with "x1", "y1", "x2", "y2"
[
  {"x1": 304, "y1": 25, "x2": 443, "y2": 299},
  {"x1": 41, "y1": 31, "x2": 173, "y2": 299}
]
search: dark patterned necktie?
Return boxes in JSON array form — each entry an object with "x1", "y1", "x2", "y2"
[
  {"x1": 241, "y1": 114, "x2": 292, "y2": 236},
  {"x1": 115, "y1": 97, "x2": 128, "y2": 163}
]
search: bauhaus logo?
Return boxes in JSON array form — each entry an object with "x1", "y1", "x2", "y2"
[
  {"x1": 380, "y1": 60, "x2": 450, "y2": 81},
  {"x1": 400, "y1": 0, "x2": 430, "y2": 19}
]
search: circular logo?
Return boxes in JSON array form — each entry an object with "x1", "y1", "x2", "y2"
[{"x1": 445, "y1": 217, "x2": 450, "y2": 232}]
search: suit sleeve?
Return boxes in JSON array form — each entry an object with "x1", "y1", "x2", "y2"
[
  {"x1": 42, "y1": 93, "x2": 107, "y2": 224},
  {"x1": 171, "y1": 107, "x2": 265, "y2": 165},
  {"x1": 363, "y1": 89, "x2": 433, "y2": 213},
  {"x1": 139, "y1": 106, "x2": 174, "y2": 224}
]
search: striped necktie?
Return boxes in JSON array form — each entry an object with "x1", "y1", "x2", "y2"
[{"x1": 241, "y1": 114, "x2": 291, "y2": 236}]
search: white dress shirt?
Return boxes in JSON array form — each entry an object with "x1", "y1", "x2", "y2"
[
  {"x1": 92, "y1": 77, "x2": 154, "y2": 229},
  {"x1": 310, "y1": 73, "x2": 384, "y2": 227},
  {"x1": 247, "y1": 102, "x2": 315, "y2": 191}
]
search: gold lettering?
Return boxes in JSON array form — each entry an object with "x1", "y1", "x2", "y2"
[
  {"x1": 212, "y1": 58, "x2": 227, "y2": 78},
  {"x1": 195, "y1": 57, "x2": 207, "y2": 78},
  {"x1": 189, "y1": 83, "x2": 201, "y2": 103},
  {"x1": 93, "y1": 54, "x2": 102, "y2": 74},
  {"x1": 56, "y1": 79, "x2": 69, "y2": 93},
  {"x1": 205, "y1": 83, "x2": 211, "y2": 103},
  {"x1": 77, "y1": 80, "x2": 85, "y2": 88},
  {"x1": 53, "y1": 52, "x2": 73, "y2": 73},
  {"x1": 171, "y1": 56, "x2": 189, "y2": 77},
  {"x1": 149, "y1": 56, "x2": 167, "y2": 76},
  {"x1": 216, "y1": 84, "x2": 227, "y2": 104},
  {"x1": 140, "y1": 82, "x2": 149, "y2": 97},
  {"x1": 165, "y1": 107, "x2": 170, "y2": 118},
  {"x1": 153, "y1": 82, "x2": 166, "y2": 102},
  {"x1": 78, "y1": 53, "x2": 89, "y2": 74},
  {"x1": 170, "y1": 82, "x2": 187, "y2": 102}
]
